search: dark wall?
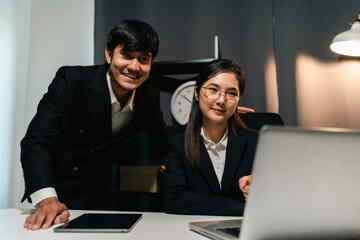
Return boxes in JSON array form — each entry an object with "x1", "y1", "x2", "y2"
[
  {"x1": 95, "y1": 0, "x2": 274, "y2": 125},
  {"x1": 95, "y1": 0, "x2": 360, "y2": 126}
]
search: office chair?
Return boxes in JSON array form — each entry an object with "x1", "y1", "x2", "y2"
[{"x1": 239, "y1": 112, "x2": 285, "y2": 130}]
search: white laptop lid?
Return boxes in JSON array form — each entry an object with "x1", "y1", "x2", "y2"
[{"x1": 240, "y1": 126, "x2": 360, "y2": 240}]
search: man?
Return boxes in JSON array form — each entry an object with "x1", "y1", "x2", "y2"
[{"x1": 21, "y1": 19, "x2": 166, "y2": 230}]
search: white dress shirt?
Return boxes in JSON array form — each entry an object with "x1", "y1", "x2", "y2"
[
  {"x1": 30, "y1": 72, "x2": 136, "y2": 206},
  {"x1": 106, "y1": 73, "x2": 135, "y2": 135},
  {"x1": 200, "y1": 127, "x2": 229, "y2": 189}
]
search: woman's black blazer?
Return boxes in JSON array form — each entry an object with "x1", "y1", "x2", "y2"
[{"x1": 164, "y1": 125, "x2": 258, "y2": 216}]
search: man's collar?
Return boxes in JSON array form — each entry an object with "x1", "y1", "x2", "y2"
[{"x1": 106, "y1": 72, "x2": 135, "y2": 110}]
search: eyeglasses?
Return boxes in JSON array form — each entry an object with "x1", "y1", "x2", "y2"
[{"x1": 202, "y1": 86, "x2": 240, "y2": 104}]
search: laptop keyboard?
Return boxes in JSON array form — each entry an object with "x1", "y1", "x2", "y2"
[{"x1": 217, "y1": 227, "x2": 240, "y2": 237}]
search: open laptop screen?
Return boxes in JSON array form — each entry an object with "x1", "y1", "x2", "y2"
[{"x1": 241, "y1": 126, "x2": 360, "y2": 240}]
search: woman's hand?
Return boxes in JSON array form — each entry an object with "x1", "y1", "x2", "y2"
[{"x1": 239, "y1": 175, "x2": 252, "y2": 201}]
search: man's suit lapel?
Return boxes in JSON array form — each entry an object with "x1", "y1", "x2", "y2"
[
  {"x1": 83, "y1": 64, "x2": 112, "y2": 140},
  {"x1": 126, "y1": 86, "x2": 143, "y2": 138},
  {"x1": 221, "y1": 130, "x2": 249, "y2": 194},
  {"x1": 198, "y1": 138, "x2": 222, "y2": 194}
]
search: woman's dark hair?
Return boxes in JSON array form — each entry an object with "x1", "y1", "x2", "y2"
[
  {"x1": 106, "y1": 19, "x2": 159, "y2": 61},
  {"x1": 184, "y1": 59, "x2": 246, "y2": 168}
]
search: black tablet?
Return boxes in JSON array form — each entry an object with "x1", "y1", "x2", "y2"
[{"x1": 54, "y1": 213, "x2": 143, "y2": 233}]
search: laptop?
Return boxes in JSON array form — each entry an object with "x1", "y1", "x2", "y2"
[{"x1": 189, "y1": 126, "x2": 360, "y2": 240}]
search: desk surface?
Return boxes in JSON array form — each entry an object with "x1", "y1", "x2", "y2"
[{"x1": 0, "y1": 208, "x2": 241, "y2": 240}]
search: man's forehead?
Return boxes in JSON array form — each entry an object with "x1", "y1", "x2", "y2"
[{"x1": 118, "y1": 45, "x2": 152, "y2": 56}]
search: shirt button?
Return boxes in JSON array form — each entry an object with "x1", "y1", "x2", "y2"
[
  {"x1": 216, "y1": 166, "x2": 220, "y2": 169},
  {"x1": 73, "y1": 166, "x2": 78, "y2": 172}
]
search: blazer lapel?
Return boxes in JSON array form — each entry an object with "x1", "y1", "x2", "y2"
[
  {"x1": 198, "y1": 138, "x2": 222, "y2": 194},
  {"x1": 126, "y1": 87, "x2": 142, "y2": 138},
  {"x1": 84, "y1": 64, "x2": 112, "y2": 140},
  {"x1": 221, "y1": 131, "x2": 249, "y2": 194}
]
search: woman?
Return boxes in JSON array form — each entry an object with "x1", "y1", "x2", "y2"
[{"x1": 163, "y1": 59, "x2": 258, "y2": 216}]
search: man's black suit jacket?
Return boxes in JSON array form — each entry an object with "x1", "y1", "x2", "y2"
[
  {"x1": 20, "y1": 63, "x2": 166, "y2": 209},
  {"x1": 163, "y1": 126, "x2": 258, "y2": 216}
]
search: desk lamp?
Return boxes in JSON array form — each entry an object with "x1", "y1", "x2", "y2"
[{"x1": 330, "y1": 14, "x2": 360, "y2": 57}]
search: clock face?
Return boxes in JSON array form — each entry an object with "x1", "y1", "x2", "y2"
[{"x1": 171, "y1": 81, "x2": 196, "y2": 125}]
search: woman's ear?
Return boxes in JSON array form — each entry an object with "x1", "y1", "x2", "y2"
[{"x1": 194, "y1": 86, "x2": 199, "y2": 101}]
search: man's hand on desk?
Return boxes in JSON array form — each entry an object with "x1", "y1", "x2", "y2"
[
  {"x1": 239, "y1": 175, "x2": 252, "y2": 201},
  {"x1": 237, "y1": 106, "x2": 255, "y2": 113},
  {"x1": 23, "y1": 197, "x2": 70, "y2": 230}
]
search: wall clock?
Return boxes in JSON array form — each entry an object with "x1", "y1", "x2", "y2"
[{"x1": 170, "y1": 81, "x2": 196, "y2": 125}]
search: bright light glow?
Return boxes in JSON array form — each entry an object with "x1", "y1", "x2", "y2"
[
  {"x1": 296, "y1": 53, "x2": 360, "y2": 129},
  {"x1": 330, "y1": 41, "x2": 360, "y2": 56},
  {"x1": 264, "y1": 52, "x2": 279, "y2": 113}
]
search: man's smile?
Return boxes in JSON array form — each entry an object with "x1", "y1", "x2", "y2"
[{"x1": 122, "y1": 72, "x2": 141, "y2": 80}]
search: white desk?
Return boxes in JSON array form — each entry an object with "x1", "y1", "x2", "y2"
[{"x1": 0, "y1": 208, "x2": 242, "y2": 240}]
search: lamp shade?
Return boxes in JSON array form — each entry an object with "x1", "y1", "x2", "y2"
[{"x1": 330, "y1": 15, "x2": 360, "y2": 57}]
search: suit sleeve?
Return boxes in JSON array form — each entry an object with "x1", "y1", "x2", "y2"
[
  {"x1": 135, "y1": 84, "x2": 168, "y2": 158},
  {"x1": 20, "y1": 67, "x2": 70, "y2": 202},
  {"x1": 145, "y1": 86, "x2": 167, "y2": 150},
  {"x1": 163, "y1": 134, "x2": 245, "y2": 216}
]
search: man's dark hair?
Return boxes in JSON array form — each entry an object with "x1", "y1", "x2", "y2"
[{"x1": 106, "y1": 19, "x2": 159, "y2": 61}]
